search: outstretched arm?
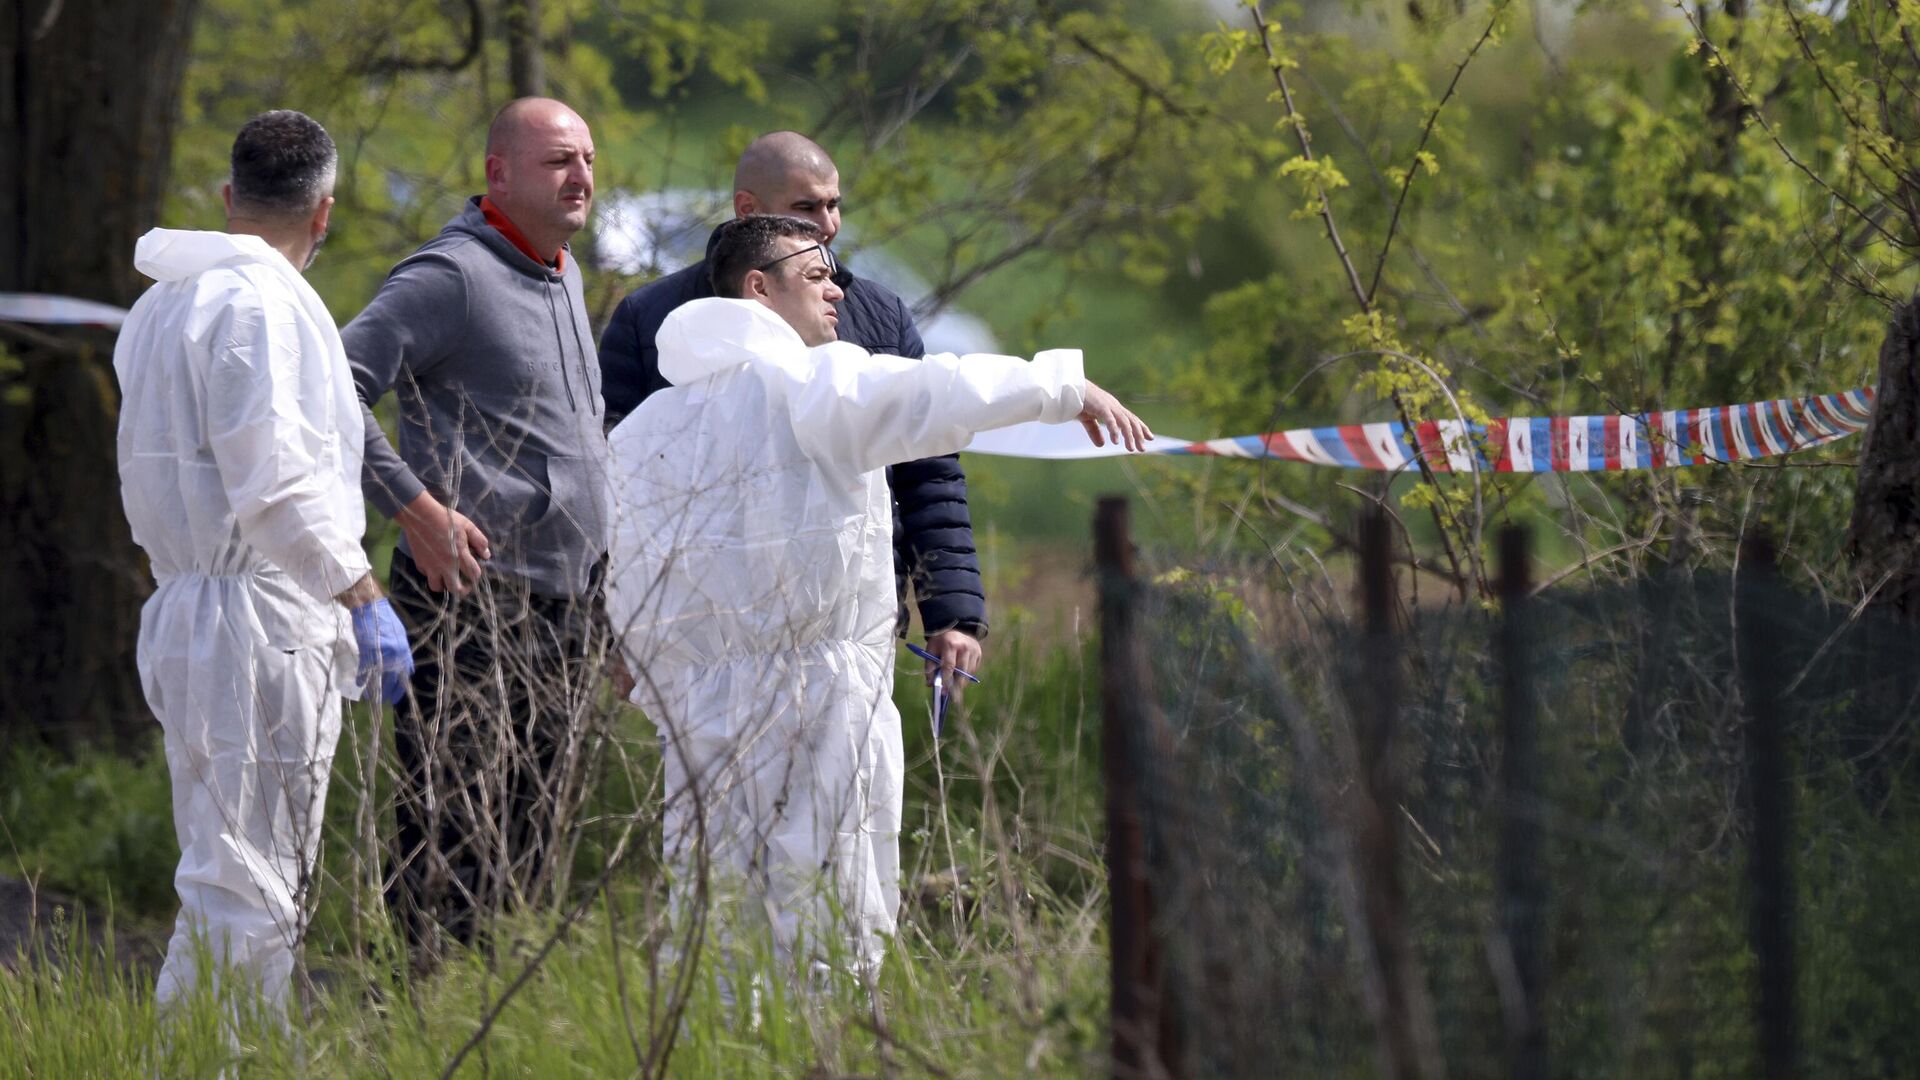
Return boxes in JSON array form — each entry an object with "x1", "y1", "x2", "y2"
[
  {"x1": 783, "y1": 345, "x2": 1089, "y2": 476},
  {"x1": 784, "y1": 345, "x2": 1150, "y2": 474}
]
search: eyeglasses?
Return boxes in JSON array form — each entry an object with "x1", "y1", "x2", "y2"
[{"x1": 754, "y1": 242, "x2": 838, "y2": 279}]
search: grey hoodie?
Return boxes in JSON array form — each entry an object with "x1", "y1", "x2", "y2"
[{"x1": 345, "y1": 197, "x2": 609, "y2": 598}]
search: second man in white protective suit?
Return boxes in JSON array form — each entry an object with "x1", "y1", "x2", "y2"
[
  {"x1": 604, "y1": 214, "x2": 1150, "y2": 985},
  {"x1": 113, "y1": 110, "x2": 413, "y2": 1017}
]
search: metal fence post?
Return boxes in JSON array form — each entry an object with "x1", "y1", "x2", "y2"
[
  {"x1": 1097, "y1": 496, "x2": 1177, "y2": 1079},
  {"x1": 1738, "y1": 531, "x2": 1798, "y2": 1080},
  {"x1": 1497, "y1": 525, "x2": 1547, "y2": 1080},
  {"x1": 1352, "y1": 509, "x2": 1439, "y2": 1080}
]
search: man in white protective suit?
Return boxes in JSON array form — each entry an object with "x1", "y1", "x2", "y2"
[
  {"x1": 113, "y1": 110, "x2": 414, "y2": 1016},
  {"x1": 605, "y1": 214, "x2": 1151, "y2": 984}
]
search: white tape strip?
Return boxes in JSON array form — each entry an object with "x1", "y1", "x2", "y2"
[{"x1": 0, "y1": 293, "x2": 129, "y2": 327}]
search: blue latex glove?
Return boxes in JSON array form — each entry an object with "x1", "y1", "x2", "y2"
[{"x1": 350, "y1": 598, "x2": 415, "y2": 705}]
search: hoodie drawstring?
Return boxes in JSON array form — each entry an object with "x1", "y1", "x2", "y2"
[
  {"x1": 559, "y1": 273, "x2": 600, "y2": 417},
  {"x1": 543, "y1": 280, "x2": 579, "y2": 412}
]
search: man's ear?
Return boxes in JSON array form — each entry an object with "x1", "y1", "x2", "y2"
[
  {"x1": 221, "y1": 183, "x2": 234, "y2": 216},
  {"x1": 484, "y1": 153, "x2": 507, "y2": 194},
  {"x1": 744, "y1": 268, "x2": 771, "y2": 299},
  {"x1": 733, "y1": 190, "x2": 759, "y2": 218},
  {"x1": 312, "y1": 195, "x2": 335, "y2": 237}
]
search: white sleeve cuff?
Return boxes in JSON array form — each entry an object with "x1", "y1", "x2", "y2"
[{"x1": 1030, "y1": 349, "x2": 1086, "y2": 424}]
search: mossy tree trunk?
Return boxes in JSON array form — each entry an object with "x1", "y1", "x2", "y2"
[
  {"x1": 0, "y1": 0, "x2": 199, "y2": 747},
  {"x1": 1846, "y1": 297, "x2": 1920, "y2": 615}
]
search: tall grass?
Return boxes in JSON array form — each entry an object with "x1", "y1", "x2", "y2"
[
  {"x1": 1, "y1": 622, "x2": 1115, "y2": 1078},
  {"x1": 1, "y1": 896, "x2": 1110, "y2": 1078}
]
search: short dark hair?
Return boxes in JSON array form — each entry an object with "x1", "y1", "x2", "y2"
[
  {"x1": 708, "y1": 215, "x2": 826, "y2": 299},
  {"x1": 230, "y1": 110, "x2": 336, "y2": 219}
]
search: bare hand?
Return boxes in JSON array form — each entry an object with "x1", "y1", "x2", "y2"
[
  {"x1": 1077, "y1": 379, "x2": 1154, "y2": 452},
  {"x1": 396, "y1": 491, "x2": 491, "y2": 595},
  {"x1": 924, "y1": 628, "x2": 983, "y2": 702},
  {"x1": 609, "y1": 652, "x2": 637, "y2": 703}
]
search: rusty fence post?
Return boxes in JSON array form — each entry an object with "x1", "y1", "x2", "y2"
[
  {"x1": 1352, "y1": 509, "x2": 1438, "y2": 1080},
  {"x1": 1496, "y1": 525, "x2": 1547, "y2": 1080},
  {"x1": 1737, "y1": 531, "x2": 1797, "y2": 1080},
  {"x1": 1097, "y1": 496, "x2": 1177, "y2": 1079}
]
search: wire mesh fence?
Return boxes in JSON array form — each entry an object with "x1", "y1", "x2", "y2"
[{"x1": 1107, "y1": 509, "x2": 1920, "y2": 1079}]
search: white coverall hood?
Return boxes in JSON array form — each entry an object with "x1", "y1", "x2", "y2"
[
  {"x1": 654, "y1": 296, "x2": 809, "y2": 387},
  {"x1": 608, "y1": 296, "x2": 1085, "y2": 982},
  {"x1": 115, "y1": 226, "x2": 370, "y2": 1017},
  {"x1": 134, "y1": 228, "x2": 281, "y2": 282}
]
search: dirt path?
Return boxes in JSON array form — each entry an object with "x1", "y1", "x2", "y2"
[{"x1": 0, "y1": 874, "x2": 163, "y2": 976}]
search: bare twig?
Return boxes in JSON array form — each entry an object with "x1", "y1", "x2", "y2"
[
  {"x1": 355, "y1": 0, "x2": 484, "y2": 77},
  {"x1": 1299, "y1": 67, "x2": 1486, "y2": 334},
  {"x1": 1250, "y1": 4, "x2": 1370, "y2": 310},
  {"x1": 1250, "y1": 4, "x2": 1485, "y2": 598},
  {"x1": 1678, "y1": 1, "x2": 1908, "y2": 253},
  {"x1": 1067, "y1": 31, "x2": 1207, "y2": 121},
  {"x1": 1366, "y1": 2, "x2": 1507, "y2": 307},
  {"x1": 1529, "y1": 537, "x2": 1664, "y2": 595}
]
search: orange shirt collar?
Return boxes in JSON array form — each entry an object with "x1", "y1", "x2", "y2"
[{"x1": 480, "y1": 196, "x2": 565, "y2": 272}]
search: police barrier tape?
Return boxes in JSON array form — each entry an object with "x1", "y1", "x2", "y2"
[
  {"x1": 0, "y1": 291, "x2": 1874, "y2": 472},
  {"x1": 963, "y1": 387, "x2": 1876, "y2": 471}
]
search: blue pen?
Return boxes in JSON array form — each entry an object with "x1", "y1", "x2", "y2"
[
  {"x1": 904, "y1": 642, "x2": 982, "y2": 683},
  {"x1": 905, "y1": 642, "x2": 980, "y2": 737}
]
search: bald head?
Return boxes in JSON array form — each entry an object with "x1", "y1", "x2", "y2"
[
  {"x1": 733, "y1": 131, "x2": 842, "y2": 244},
  {"x1": 734, "y1": 131, "x2": 835, "y2": 195},
  {"x1": 487, "y1": 97, "x2": 587, "y2": 157},
  {"x1": 483, "y1": 96, "x2": 595, "y2": 261}
]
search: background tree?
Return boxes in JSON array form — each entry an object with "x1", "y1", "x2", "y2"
[{"x1": 0, "y1": 0, "x2": 201, "y2": 746}]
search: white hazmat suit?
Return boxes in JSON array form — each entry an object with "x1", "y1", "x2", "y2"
[
  {"x1": 114, "y1": 228, "x2": 370, "y2": 1012},
  {"x1": 606, "y1": 298, "x2": 1085, "y2": 978}
]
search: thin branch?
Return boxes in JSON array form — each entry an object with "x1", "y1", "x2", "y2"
[
  {"x1": 1250, "y1": 3, "x2": 1370, "y2": 311},
  {"x1": 853, "y1": 1011, "x2": 958, "y2": 1078},
  {"x1": 1366, "y1": 1, "x2": 1506, "y2": 307},
  {"x1": 1775, "y1": 0, "x2": 1908, "y2": 180},
  {"x1": 912, "y1": 87, "x2": 1158, "y2": 320},
  {"x1": 1299, "y1": 66, "x2": 1486, "y2": 334},
  {"x1": 1251, "y1": 3, "x2": 1480, "y2": 596},
  {"x1": 1678, "y1": 1, "x2": 1909, "y2": 253},
  {"x1": 874, "y1": 40, "x2": 975, "y2": 150},
  {"x1": 1244, "y1": 488, "x2": 1472, "y2": 590},
  {"x1": 356, "y1": 0, "x2": 484, "y2": 78},
  {"x1": 1067, "y1": 31, "x2": 1207, "y2": 121},
  {"x1": 1529, "y1": 537, "x2": 1663, "y2": 595}
]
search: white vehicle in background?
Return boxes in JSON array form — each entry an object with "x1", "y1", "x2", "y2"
[{"x1": 592, "y1": 188, "x2": 1001, "y2": 357}]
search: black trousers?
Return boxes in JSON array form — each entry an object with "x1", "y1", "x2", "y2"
[{"x1": 385, "y1": 551, "x2": 604, "y2": 958}]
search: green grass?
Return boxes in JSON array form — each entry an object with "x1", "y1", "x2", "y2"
[
  {"x1": 1, "y1": 902, "x2": 1109, "y2": 1079},
  {"x1": 0, "y1": 745, "x2": 178, "y2": 919},
  {"x1": 0, "y1": 629, "x2": 1115, "y2": 1078}
]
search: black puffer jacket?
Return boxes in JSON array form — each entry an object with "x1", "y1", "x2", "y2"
[{"x1": 598, "y1": 227, "x2": 988, "y2": 639}]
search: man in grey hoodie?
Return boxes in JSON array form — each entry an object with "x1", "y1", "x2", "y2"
[{"x1": 345, "y1": 97, "x2": 610, "y2": 958}]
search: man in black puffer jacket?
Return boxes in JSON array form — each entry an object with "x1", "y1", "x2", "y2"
[{"x1": 599, "y1": 131, "x2": 986, "y2": 687}]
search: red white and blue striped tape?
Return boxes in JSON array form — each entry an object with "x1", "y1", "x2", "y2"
[
  {"x1": 0, "y1": 291, "x2": 1873, "y2": 473},
  {"x1": 966, "y1": 388, "x2": 1876, "y2": 470}
]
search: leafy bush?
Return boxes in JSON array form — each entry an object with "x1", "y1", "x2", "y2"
[{"x1": 0, "y1": 743, "x2": 177, "y2": 919}]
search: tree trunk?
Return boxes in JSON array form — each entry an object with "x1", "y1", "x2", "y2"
[
  {"x1": 504, "y1": 0, "x2": 544, "y2": 98},
  {"x1": 0, "y1": 0, "x2": 199, "y2": 747},
  {"x1": 1845, "y1": 296, "x2": 1920, "y2": 614}
]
